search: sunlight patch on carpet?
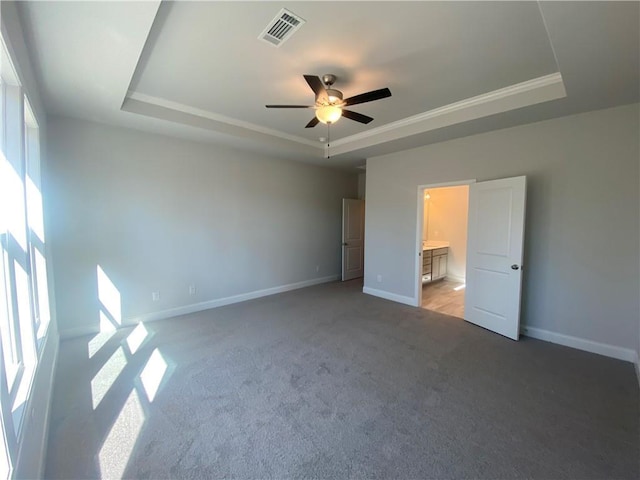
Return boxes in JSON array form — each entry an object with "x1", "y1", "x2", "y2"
[
  {"x1": 91, "y1": 346, "x2": 127, "y2": 409},
  {"x1": 98, "y1": 389, "x2": 145, "y2": 479},
  {"x1": 139, "y1": 349, "x2": 167, "y2": 402},
  {"x1": 126, "y1": 323, "x2": 149, "y2": 355}
]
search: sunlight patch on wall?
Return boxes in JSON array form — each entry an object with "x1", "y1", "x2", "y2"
[
  {"x1": 99, "y1": 311, "x2": 116, "y2": 334},
  {"x1": 98, "y1": 389, "x2": 145, "y2": 480},
  {"x1": 91, "y1": 346, "x2": 127, "y2": 409},
  {"x1": 97, "y1": 265, "x2": 121, "y2": 326},
  {"x1": 126, "y1": 323, "x2": 149, "y2": 355},
  {"x1": 139, "y1": 349, "x2": 167, "y2": 403},
  {"x1": 88, "y1": 330, "x2": 116, "y2": 359}
]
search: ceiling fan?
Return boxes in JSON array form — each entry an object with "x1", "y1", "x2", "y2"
[{"x1": 266, "y1": 74, "x2": 391, "y2": 128}]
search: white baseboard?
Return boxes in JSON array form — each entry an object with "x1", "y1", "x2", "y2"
[
  {"x1": 522, "y1": 326, "x2": 637, "y2": 363},
  {"x1": 60, "y1": 325, "x2": 98, "y2": 340},
  {"x1": 37, "y1": 331, "x2": 59, "y2": 480},
  {"x1": 14, "y1": 327, "x2": 60, "y2": 479},
  {"x1": 444, "y1": 274, "x2": 465, "y2": 284},
  {"x1": 60, "y1": 275, "x2": 340, "y2": 339},
  {"x1": 363, "y1": 286, "x2": 417, "y2": 307}
]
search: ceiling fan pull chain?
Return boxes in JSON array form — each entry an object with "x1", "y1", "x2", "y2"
[{"x1": 327, "y1": 124, "x2": 331, "y2": 159}]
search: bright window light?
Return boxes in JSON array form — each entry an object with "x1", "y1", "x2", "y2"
[
  {"x1": 91, "y1": 346, "x2": 127, "y2": 409},
  {"x1": 0, "y1": 156, "x2": 6, "y2": 234},
  {"x1": 0, "y1": 247, "x2": 19, "y2": 390},
  {"x1": 0, "y1": 153, "x2": 27, "y2": 253},
  {"x1": 97, "y1": 265, "x2": 121, "y2": 325},
  {"x1": 126, "y1": 323, "x2": 149, "y2": 356},
  {"x1": 139, "y1": 349, "x2": 167, "y2": 403},
  {"x1": 15, "y1": 260, "x2": 35, "y2": 366},
  {"x1": 0, "y1": 36, "x2": 49, "y2": 476},
  {"x1": 98, "y1": 390, "x2": 145, "y2": 480},
  {"x1": 25, "y1": 176, "x2": 44, "y2": 243},
  {"x1": 11, "y1": 362, "x2": 35, "y2": 430},
  {"x1": 33, "y1": 247, "x2": 50, "y2": 339}
]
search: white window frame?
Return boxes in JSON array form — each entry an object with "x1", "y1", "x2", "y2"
[{"x1": 0, "y1": 32, "x2": 51, "y2": 479}]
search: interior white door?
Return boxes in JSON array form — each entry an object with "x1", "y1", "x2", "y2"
[
  {"x1": 342, "y1": 199, "x2": 365, "y2": 281},
  {"x1": 464, "y1": 176, "x2": 526, "y2": 340}
]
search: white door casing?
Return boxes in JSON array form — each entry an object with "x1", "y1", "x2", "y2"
[
  {"x1": 415, "y1": 180, "x2": 475, "y2": 307},
  {"x1": 464, "y1": 176, "x2": 527, "y2": 340},
  {"x1": 342, "y1": 199, "x2": 365, "y2": 281}
]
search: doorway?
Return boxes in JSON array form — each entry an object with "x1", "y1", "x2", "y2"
[
  {"x1": 415, "y1": 176, "x2": 527, "y2": 340},
  {"x1": 342, "y1": 198, "x2": 365, "y2": 281},
  {"x1": 418, "y1": 183, "x2": 470, "y2": 318}
]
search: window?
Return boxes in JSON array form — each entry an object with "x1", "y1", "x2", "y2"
[
  {"x1": 0, "y1": 34, "x2": 51, "y2": 479},
  {"x1": 0, "y1": 413, "x2": 9, "y2": 480},
  {"x1": 24, "y1": 97, "x2": 49, "y2": 345}
]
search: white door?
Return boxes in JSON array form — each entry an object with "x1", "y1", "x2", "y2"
[
  {"x1": 464, "y1": 176, "x2": 526, "y2": 340},
  {"x1": 342, "y1": 199, "x2": 365, "y2": 281}
]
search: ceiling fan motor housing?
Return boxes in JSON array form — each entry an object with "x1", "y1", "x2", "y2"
[
  {"x1": 324, "y1": 89, "x2": 343, "y2": 105},
  {"x1": 320, "y1": 74, "x2": 343, "y2": 105}
]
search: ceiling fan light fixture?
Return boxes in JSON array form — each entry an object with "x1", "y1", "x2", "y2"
[
  {"x1": 266, "y1": 74, "x2": 391, "y2": 130},
  {"x1": 316, "y1": 104, "x2": 342, "y2": 124}
]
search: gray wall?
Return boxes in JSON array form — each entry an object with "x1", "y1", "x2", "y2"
[
  {"x1": 357, "y1": 172, "x2": 366, "y2": 199},
  {"x1": 47, "y1": 117, "x2": 358, "y2": 337},
  {"x1": 365, "y1": 103, "x2": 639, "y2": 352}
]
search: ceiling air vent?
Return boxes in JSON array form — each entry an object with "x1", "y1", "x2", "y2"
[{"x1": 258, "y1": 8, "x2": 305, "y2": 47}]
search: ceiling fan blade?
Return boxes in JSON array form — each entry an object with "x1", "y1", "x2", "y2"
[
  {"x1": 344, "y1": 88, "x2": 392, "y2": 107},
  {"x1": 342, "y1": 109, "x2": 374, "y2": 124},
  {"x1": 265, "y1": 105, "x2": 314, "y2": 108},
  {"x1": 305, "y1": 117, "x2": 320, "y2": 128},
  {"x1": 304, "y1": 75, "x2": 328, "y2": 103}
]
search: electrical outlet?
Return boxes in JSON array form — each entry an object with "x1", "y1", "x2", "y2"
[
  {"x1": 152, "y1": 291, "x2": 160, "y2": 302},
  {"x1": 377, "y1": 274, "x2": 382, "y2": 283},
  {"x1": 189, "y1": 284, "x2": 196, "y2": 295}
]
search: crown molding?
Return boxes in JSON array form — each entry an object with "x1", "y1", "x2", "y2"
[
  {"x1": 123, "y1": 72, "x2": 565, "y2": 160},
  {"x1": 329, "y1": 72, "x2": 566, "y2": 156},
  {"x1": 124, "y1": 91, "x2": 322, "y2": 149}
]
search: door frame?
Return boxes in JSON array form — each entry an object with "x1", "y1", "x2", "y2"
[{"x1": 415, "y1": 179, "x2": 476, "y2": 308}]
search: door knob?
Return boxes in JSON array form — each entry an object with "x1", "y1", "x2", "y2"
[
  {"x1": 511, "y1": 264, "x2": 520, "y2": 270},
  {"x1": 342, "y1": 242, "x2": 348, "y2": 246}
]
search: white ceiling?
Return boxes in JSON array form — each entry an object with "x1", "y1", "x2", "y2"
[{"x1": 17, "y1": 1, "x2": 640, "y2": 169}]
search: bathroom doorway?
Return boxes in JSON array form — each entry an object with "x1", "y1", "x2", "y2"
[{"x1": 418, "y1": 183, "x2": 470, "y2": 318}]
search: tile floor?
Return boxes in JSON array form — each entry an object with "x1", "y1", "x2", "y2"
[{"x1": 421, "y1": 279, "x2": 465, "y2": 318}]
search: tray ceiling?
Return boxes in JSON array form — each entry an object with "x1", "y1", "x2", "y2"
[{"x1": 17, "y1": 1, "x2": 640, "y2": 168}]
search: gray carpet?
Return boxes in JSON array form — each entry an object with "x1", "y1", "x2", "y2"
[{"x1": 45, "y1": 280, "x2": 639, "y2": 479}]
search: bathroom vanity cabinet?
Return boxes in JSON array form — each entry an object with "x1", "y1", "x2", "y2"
[{"x1": 422, "y1": 246, "x2": 448, "y2": 282}]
